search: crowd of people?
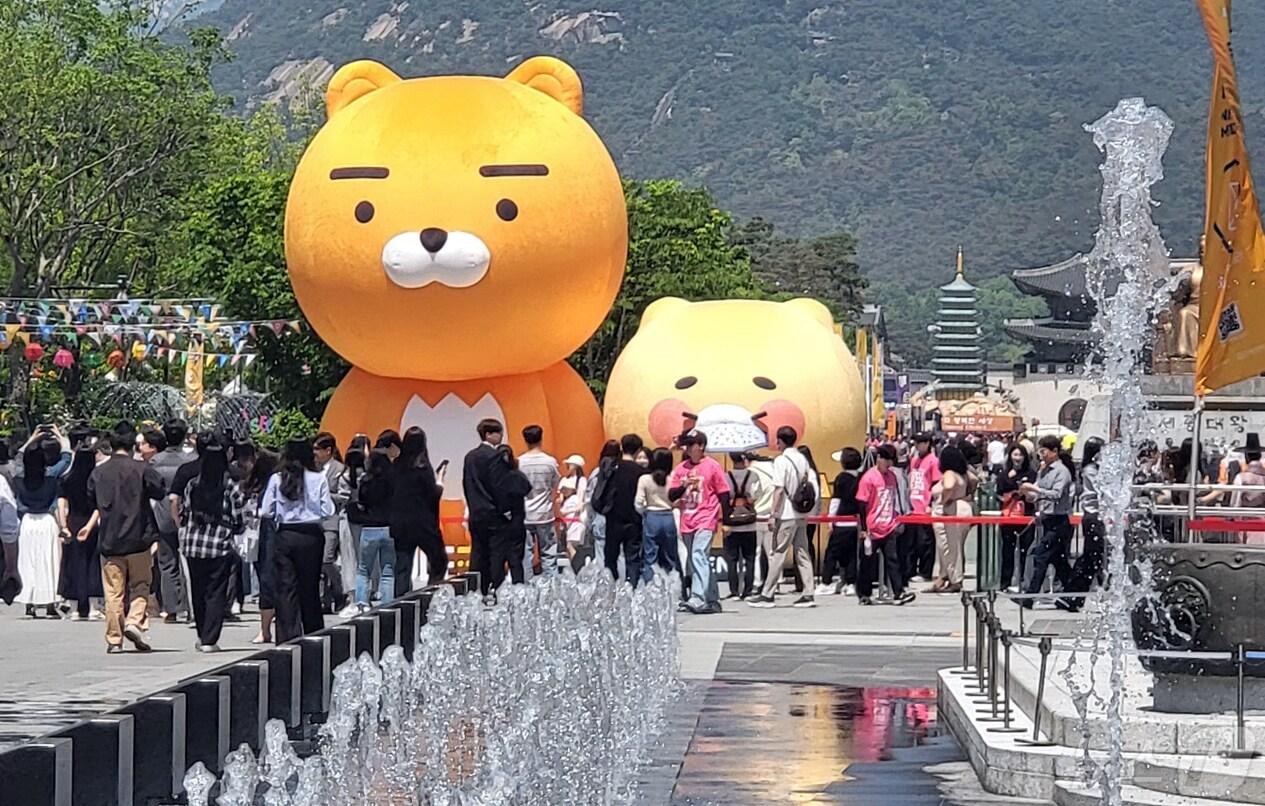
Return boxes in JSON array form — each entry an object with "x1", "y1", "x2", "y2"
[{"x1": 0, "y1": 412, "x2": 1149, "y2": 653}]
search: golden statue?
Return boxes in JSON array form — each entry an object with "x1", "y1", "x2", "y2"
[{"x1": 1154, "y1": 248, "x2": 1203, "y2": 373}]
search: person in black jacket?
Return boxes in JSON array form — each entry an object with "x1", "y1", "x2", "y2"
[
  {"x1": 390, "y1": 427, "x2": 445, "y2": 594},
  {"x1": 352, "y1": 448, "x2": 394, "y2": 611},
  {"x1": 599, "y1": 434, "x2": 648, "y2": 584},
  {"x1": 89, "y1": 429, "x2": 166, "y2": 653},
  {"x1": 996, "y1": 442, "x2": 1037, "y2": 591},
  {"x1": 495, "y1": 444, "x2": 534, "y2": 591},
  {"x1": 818, "y1": 446, "x2": 863, "y2": 596},
  {"x1": 463, "y1": 418, "x2": 515, "y2": 595}
]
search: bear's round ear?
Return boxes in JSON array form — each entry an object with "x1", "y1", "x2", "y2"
[
  {"x1": 784, "y1": 298, "x2": 837, "y2": 330},
  {"x1": 506, "y1": 56, "x2": 584, "y2": 115},
  {"x1": 640, "y1": 297, "x2": 689, "y2": 327},
  {"x1": 326, "y1": 60, "x2": 403, "y2": 118}
]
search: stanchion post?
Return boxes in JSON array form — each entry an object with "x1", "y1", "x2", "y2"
[
  {"x1": 1015, "y1": 636, "x2": 1057, "y2": 747},
  {"x1": 951, "y1": 590, "x2": 974, "y2": 676},
  {"x1": 967, "y1": 600, "x2": 987, "y2": 692},
  {"x1": 989, "y1": 615, "x2": 1002, "y2": 715},
  {"x1": 988, "y1": 630, "x2": 1026, "y2": 734},
  {"x1": 1222, "y1": 644, "x2": 1261, "y2": 759}
]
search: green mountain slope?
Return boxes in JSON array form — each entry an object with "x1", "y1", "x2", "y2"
[{"x1": 197, "y1": 0, "x2": 1265, "y2": 296}]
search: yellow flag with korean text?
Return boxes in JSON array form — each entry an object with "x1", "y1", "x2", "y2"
[{"x1": 1195, "y1": 0, "x2": 1265, "y2": 394}]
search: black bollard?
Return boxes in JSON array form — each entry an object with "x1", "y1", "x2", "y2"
[
  {"x1": 253, "y1": 645, "x2": 301, "y2": 729},
  {"x1": 375, "y1": 607, "x2": 401, "y2": 657},
  {"x1": 350, "y1": 614, "x2": 380, "y2": 661},
  {"x1": 114, "y1": 692, "x2": 186, "y2": 804},
  {"x1": 326, "y1": 624, "x2": 355, "y2": 671},
  {"x1": 0, "y1": 736, "x2": 72, "y2": 806},
  {"x1": 214, "y1": 660, "x2": 269, "y2": 753},
  {"x1": 47, "y1": 714, "x2": 134, "y2": 806},
  {"x1": 394, "y1": 598, "x2": 422, "y2": 660},
  {"x1": 298, "y1": 635, "x2": 332, "y2": 718},
  {"x1": 170, "y1": 676, "x2": 230, "y2": 776}
]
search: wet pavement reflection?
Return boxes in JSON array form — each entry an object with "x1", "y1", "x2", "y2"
[{"x1": 669, "y1": 681, "x2": 948, "y2": 805}]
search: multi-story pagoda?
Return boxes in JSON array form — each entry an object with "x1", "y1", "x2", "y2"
[{"x1": 931, "y1": 247, "x2": 984, "y2": 399}]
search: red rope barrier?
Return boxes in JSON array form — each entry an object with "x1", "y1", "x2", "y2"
[{"x1": 1187, "y1": 518, "x2": 1265, "y2": 533}]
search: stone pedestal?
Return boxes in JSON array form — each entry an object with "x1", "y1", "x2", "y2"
[{"x1": 1153, "y1": 672, "x2": 1265, "y2": 714}]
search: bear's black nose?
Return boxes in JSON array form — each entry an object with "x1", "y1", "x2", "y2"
[{"x1": 420, "y1": 228, "x2": 448, "y2": 253}]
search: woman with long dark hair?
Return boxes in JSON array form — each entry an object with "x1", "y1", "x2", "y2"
[
  {"x1": 389, "y1": 427, "x2": 446, "y2": 591},
  {"x1": 14, "y1": 440, "x2": 66, "y2": 617},
  {"x1": 351, "y1": 448, "x2": 394, "y2": 611},
  {"x1": 636, "y1": 448, "x2": 682, "y2": 583},
  {"x1": 929, "y1": 444, "x2": 976, "y2": 594},
  {"x1": 492, "y1": 443, "x2": 533, "y2": 590},
  {"x1": 248, "y1": 449, "x2": 279, "y2": 644},
  {"x1": 996, "y1": 443, "x2": 1037, "y2": 591},
  {"x1": 336, "y1": 434, "x2": 371, "y2": 612},
  {"x1": 179, "y1": 435, "x2": 247, "y2": 652},
  {"x1": 261, "y1": 439, "x2": 333, "y2": 641},
  {"x1": 57, "y1": 442, "x2": 104, "y2": 620}
]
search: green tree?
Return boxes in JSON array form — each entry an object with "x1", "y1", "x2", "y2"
[
  {"x1": 0, "y1": 0, "x2": 228, "y2": 294},
  {"x1": 156, "y1": 106, "x2": 342, "y2": 417},
  {"x1": 570, "y1": 179, "x2": 765, "y2": 396},
  {"x1": 732, "y1": 217, "x2": 866, "y2": 319},
  {"x1": 975, "y1": 274, "x2": 1048, "y2": 364}
]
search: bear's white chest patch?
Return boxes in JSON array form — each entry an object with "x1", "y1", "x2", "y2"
[{"x1": 401, "y1": 393, "x2": 506, "y2": 501}]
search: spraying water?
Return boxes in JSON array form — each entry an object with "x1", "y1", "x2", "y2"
[
  {"x1": 182, "y1": 566, "x2": 682, "y2": 804},
  {"x1": 1062, "y1": 97, "x2": 1174, "y2": 806}
]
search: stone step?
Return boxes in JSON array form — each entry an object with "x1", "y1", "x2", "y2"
[
  {"x1": 1054, "y1": 779, "x2": 1244, "y2": 806},
  {"x1": 1134, "y1": 755, "x2": 1265, "y2": 804}
]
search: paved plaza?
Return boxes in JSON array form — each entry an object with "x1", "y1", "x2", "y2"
[{"x1": 0, "y1": 577, "x2": 1067, "y2": 804}]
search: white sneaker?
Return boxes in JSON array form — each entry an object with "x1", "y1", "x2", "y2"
[
  {"x1": 337, "y1": 603, "x2": 362, "y2": 618},
  {"x1": 814, "y1": 583, "x2": 837, "y2": 596},
  {"x1": 230, "y1": 602, "x2": 242, "y2": 616},
  {"x1": 910, "y1": 575, "x2": 928, "y2": 583},
  {"x1": 841, "y1": 584, "x2": 856, "y2": 596},
  {"x1": 198, "y1": 644, "x2": 221, "y2": 653}
]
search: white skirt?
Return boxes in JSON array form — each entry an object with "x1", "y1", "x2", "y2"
[{"x1": 15, "y1": 512, "x2": 62, "y2": 605}]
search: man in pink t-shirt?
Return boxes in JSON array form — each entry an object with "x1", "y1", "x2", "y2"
[
  {"x1": 906, "y1": 433, "x2": 941, "y2": 582},
  {"x1": 670, "y1": 431, "x2": 731, "y2": 614},
  {"x1": 855, "y1": 444, "x2": 915, "y2": 606}
]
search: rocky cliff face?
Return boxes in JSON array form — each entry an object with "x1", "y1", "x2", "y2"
[{"x1": 191, "y1": 0, "x2": 1265, "y2": 298}]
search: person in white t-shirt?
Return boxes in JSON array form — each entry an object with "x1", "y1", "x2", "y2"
[
  {"x1": 987, "y1": 437, "x2": 1007, "y2": 474},
  {"x1": 517, "y1": 424, "x2": 560, "y2": 580},
  {"x1": 747, "y1": 426, "x2": 818, "y2": 609}
]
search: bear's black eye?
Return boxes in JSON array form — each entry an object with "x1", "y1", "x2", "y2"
[
  {"x1": 496, "y1": 198, "x2": 518, "y2": 221},
  {"x1": 675, "y1": 376, "x2": 697, "y2": 390},
  {"x1": 753, "y1": 376, "x2": 776, "y2": 390},
  {"x1": 354, "y1": 201, "x2": 374, "y2": 223}
]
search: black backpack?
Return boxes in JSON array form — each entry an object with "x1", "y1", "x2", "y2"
[
  {"x1": 590, "y1": 457, "x2": 617, "y2": 516},
  {"x1": 790, "y1": 461, "x2": 818, "y2": 514},
  {"x1": 726, "y1": 470, "x2": 757, "y2": 526}
]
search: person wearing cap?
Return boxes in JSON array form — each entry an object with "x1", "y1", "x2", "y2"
[
  {"x1": 557, "y1": 454, "x2": 588, "y2": 562},
  {"x1": 855, "y1": 443, "x2": 916, "y2": 606},
  {"x1": 906, "y1": 432, "x2": 940, "y2": 583}
]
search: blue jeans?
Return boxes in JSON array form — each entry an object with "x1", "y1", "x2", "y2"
[
  {"x1": 684, "y1": 529, "x2": 718, "y2": 606},
  {"x1": 642, "y1": 511, "x2": 682, "y2": 583},
  {"x1": 524, "y1": 521, "x2": 558, "y2": 580},
  {"x1": 356, "y1": 526, "x2": 394, "y2": 605}
]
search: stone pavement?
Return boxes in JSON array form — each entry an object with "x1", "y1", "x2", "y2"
[{"x1": 0, "y1": 580, "x2": 1073, "y2": 803}]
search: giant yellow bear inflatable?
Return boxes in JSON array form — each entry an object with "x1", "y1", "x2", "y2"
[
  {"x1": 603, "y1": 298, "x2": 867, "y2": 471},
  {"x1": 286, "y1": 57, "x2": 625, "y2": 504}
]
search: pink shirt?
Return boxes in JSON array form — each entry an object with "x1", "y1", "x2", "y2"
[
  {"x1": 908, "y1": 452, "x2": 941, "y2": 514},
  {"x1": 856, "y1": 466, "x2": 900, "y2": 539},
  {"x1": 670, "y1": 457, "x2": 731, "y2": 534}
]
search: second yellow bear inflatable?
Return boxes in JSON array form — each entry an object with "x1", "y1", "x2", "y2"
[
  {"x1": 286, "y1": 57, "x2": 626, "y2": 495},
  {"x1": 603, "y1": 298, "x2": 867, "y2": 471}
]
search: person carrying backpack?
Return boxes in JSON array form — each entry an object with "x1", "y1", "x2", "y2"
[
  {"x1": 748, "y1": 426, "x2": 818, "y2": 609},
  {"x1": 722, "y1": 452, "x2": 762, "y2": 600}
]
